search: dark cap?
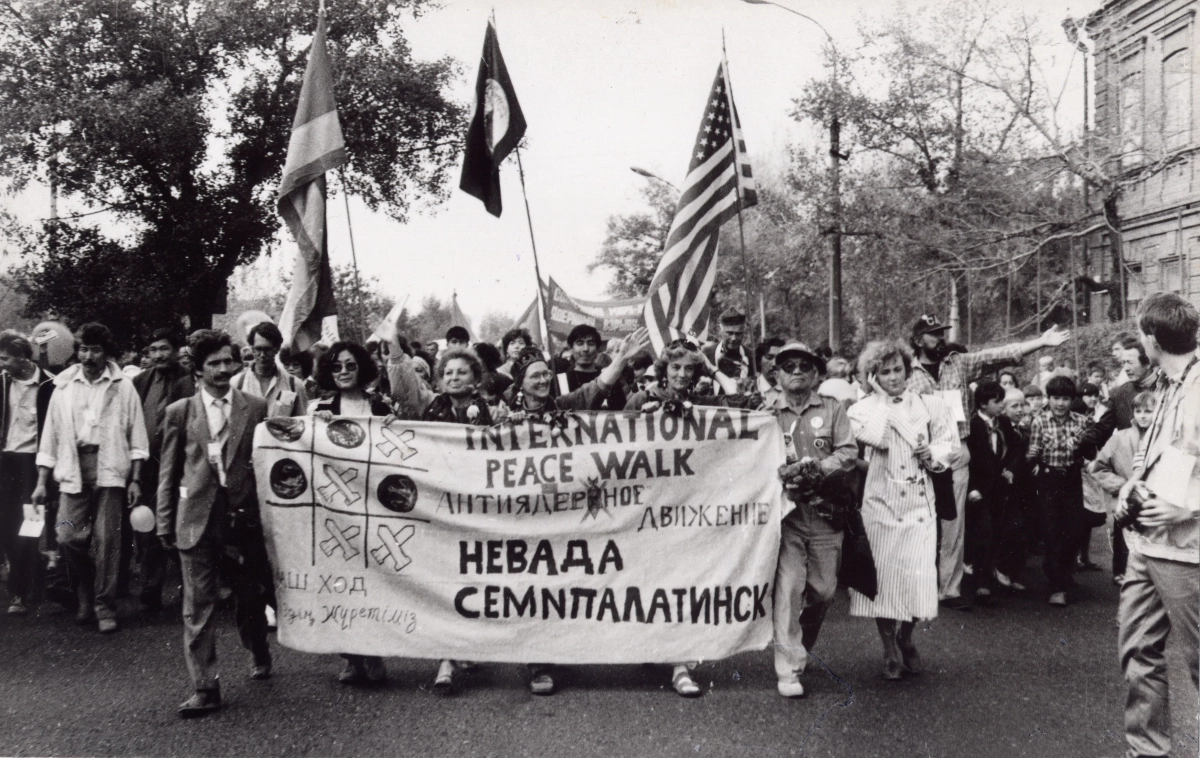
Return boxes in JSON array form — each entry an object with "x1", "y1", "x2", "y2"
[
  {"x1": 566, "y1": 324, "x2": 603, "y2": 346},
  {"x1": 776, "y1": 341, "x2": 826, "y2": 375},
  {"x1": 719, "y1": 309, "x2": 746, "y2": 328},
  {"x1": 445, "y1": 325, "x2": 470, "y2": 343},
  {"x1": 911, "y1": 314, "x2": 949, "y2": 338}
]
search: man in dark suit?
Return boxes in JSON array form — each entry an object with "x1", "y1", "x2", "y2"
[
  {"x1": 132, "y1": 328, "x2": 194, "y2": 611},
  {"x1": 966, "y1": 380, "x2": 1016, "y2": 604},
  {"x1": 157, "y1": 329, "x2": 271, "y2": 718}
]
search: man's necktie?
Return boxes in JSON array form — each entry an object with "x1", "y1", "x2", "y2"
[{"x1": 213, "y1": 397, "x2": 228, "y2": 445}]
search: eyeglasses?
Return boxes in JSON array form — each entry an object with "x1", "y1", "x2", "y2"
[
  {"x1": 777, "y1": 360, "x2": 816, "y2": 375},
  {"x1": 333, "y1": 362, "x2": 358, "y2": 372},
  {"x1": 251, "y1": 345, "x2": 278, "y2": 355},
  {"x1": 665, "y1": 338, "x2": 699, "y2": 351}
]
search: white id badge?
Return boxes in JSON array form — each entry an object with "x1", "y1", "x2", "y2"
[
  {"x1": 179, "y1": 486, "x2": 188, "y2": 500},
  {"x1": 19, "y1": 504, "x2": 44, "y2": 538},
  {"x1": 276, "y1": 390, "x2": 297, "y2": 415}
]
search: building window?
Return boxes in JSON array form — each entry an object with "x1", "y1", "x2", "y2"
[
  {"x1": 1163, "y1": 28, "x2": 1192, "y2": 150},
  {"x1": 1161, "y1": 255, "x2": 1185, "y2": 292},
  {"x1": 1121, "y1": 50, "x2": 1145, "y2": 167}
]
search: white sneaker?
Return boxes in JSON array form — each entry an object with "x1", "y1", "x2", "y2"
[
  {"x1": 994, "y1": 570, "x2": 1012, "y2": 588},
  {"x1": 963, "y1": 563, "x2": 974, "y2": 576},
  {"x1": 1048, "y1": 592, "x2": 1067, "y2": 607},
  {"x1": 434, "y1": 659, "x2": 455, "y2": 692},
  {"x1": 777, "y1": 679, "x2": 806, "y2": 698}
]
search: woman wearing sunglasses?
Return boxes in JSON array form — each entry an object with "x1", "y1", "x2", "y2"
[
  {"x1": 625, "y1": 338, "x2": 741, "y2": 412},
  {"x1": 846, "y1": 339, "x2": 959, "y2": 680},
  {"x1": 308, "y1": 341, "x2": 397, "y2": 687}
]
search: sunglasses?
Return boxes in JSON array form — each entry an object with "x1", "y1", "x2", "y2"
[
  {"x1": 777, "y1": 359, "x2": 816, "y2": 375},
  {"x1": 333, "y1": 361, "x2": 358, "y2": 372},
  {"x1": 665, "y1": 338, "x2": 699, "y2": 351}
]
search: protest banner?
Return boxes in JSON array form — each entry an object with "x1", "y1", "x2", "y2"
[
  {"x1": 254, "y1": 409, "x2": 783, "y2": 663},
  {"x1": 512, "y1": 278, "x2": 647, "y2": 348}
]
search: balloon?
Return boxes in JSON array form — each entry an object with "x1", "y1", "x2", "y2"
[
  {"x1": 30, "y1": 321, "x2": 73, "y2": 368},
  {"x1": 129, "y1": 505, "x2": 156, "y2": 534},
  {"x1": 236, "y1": 310, "x2": 275, "y2": 342}
]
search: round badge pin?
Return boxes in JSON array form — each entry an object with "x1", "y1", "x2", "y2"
[{"x1": 810, "y1": 416, "x2": 824, "y2": 430}]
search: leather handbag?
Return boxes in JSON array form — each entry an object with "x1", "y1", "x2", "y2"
[
  {"x1": 929, "y1": 467, "x2": 957, "y2": 521},
  {"x1": 838, "y1": 507, "x2": 878, "y2": 600}
]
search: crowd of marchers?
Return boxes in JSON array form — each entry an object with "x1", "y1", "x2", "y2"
[{"x1": 0, "y1": 294, "x2": 1195, "y2": 758}]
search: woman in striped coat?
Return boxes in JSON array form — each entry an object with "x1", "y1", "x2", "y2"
[{"x1": 847, "y1": 340, "x2": 959, "y2": 680}]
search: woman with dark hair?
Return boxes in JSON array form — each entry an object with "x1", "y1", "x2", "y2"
[
  {"x1": 847, "y1": 339, "x2": 958, "y2": 680},
  {"x1": 497, "y1": 328, "x2": 534, "y2": 378},
  {"x1": 625, "y1": 338, "x2": 740, "y2": 411},
  {"x1": 307, "y1": 341, "x2": 393, "y2": 687}
]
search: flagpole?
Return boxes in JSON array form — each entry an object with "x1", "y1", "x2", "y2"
[
  {"x1": 338, "y1": 168, "x2": 368, "y2": 342},
  {"x1": 515, "y1": 147, "x2": 551, "y2": 352},
  {"x1": 722, "y1": 40, "x2": 759, "y2": 346}
]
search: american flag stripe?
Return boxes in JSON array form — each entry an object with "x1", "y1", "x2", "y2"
[{"x1": 643, "y1": 58, "x2": 755, "y2": 354}]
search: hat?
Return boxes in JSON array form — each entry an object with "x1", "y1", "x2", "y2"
[
  {"x1": 510, "y1": 347, "x2": 550, "y2": 391},
  {"x1": 719, "y1": 309, "x2": 747, "y2": 328},
  {"x1": 566, "y1": 324, "x2": 603, "y2": 346},
  {"x1": 775, "y1": 342, "x2": 826, "y2": 375},
  {"x1": 911, "y1": 314, "x2": 949, "y2": 338}
]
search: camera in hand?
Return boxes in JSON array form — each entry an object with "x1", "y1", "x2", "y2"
[{"x1": 1115, "y1": 487, "x2": 1149, "y2": 532}]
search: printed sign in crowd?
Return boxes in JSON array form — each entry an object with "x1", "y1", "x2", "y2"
[{"x1": 254, "y1": 409, "x2": 784, "y2": 663}]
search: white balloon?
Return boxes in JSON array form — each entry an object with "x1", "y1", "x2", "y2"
[{"x1": 129, "y1": 505, "x2": 156, "y2": 534}]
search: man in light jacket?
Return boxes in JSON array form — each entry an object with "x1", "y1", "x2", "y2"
[{"x1": 32, "y1": 323, "x2": 148, "y2": 634}]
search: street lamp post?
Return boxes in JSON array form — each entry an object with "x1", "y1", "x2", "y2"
[{"x1": 740, "y1": 0, "x2": 844, "y2": 352}]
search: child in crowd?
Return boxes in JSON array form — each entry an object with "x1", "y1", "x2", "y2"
[
  {"x1": 997, "y1": 388, "x2": 1033, "y2": 589},
  {"x1": 1027, "y1": 376, "x2": 1089, "y2": 607},
  {"x1": 1089, "y1": 391, "x2": 1158, "y2": 585},
  {"x1": 1024, "y1": 384, "x2": 1046, "y2": 416},
  {"x1": 1079, "y1": 382, "x2": 1107, "y2": 422},
  {"x1": 966, "y1": 382, "x2": 1017, "y2": 602}
]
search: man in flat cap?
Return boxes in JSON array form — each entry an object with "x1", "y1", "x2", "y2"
[
  {"x1": 760, "y1": 342, "x2": 857, "y2": 698},
  {"x1": 907, "y1": 313, "x2": 1069, "y2": 611},
  {"x1": 702, "y1": 309, "x2": 755, "y2": 383}
]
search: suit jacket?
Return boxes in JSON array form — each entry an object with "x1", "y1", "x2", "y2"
[
  {"x1": 133, "y1": 363, "x2": 195, "y2": 470},
  {"x1": 967, "y1": 413, "x2": 1015, "y2": 501},
  {"x1": 156, "y1": 387, "x2": 267, "y2": 551}
]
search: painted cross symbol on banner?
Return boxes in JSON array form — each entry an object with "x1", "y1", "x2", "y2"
[
  {"x1": 318, "y1": 464, "x2": 361, "y2": 507},
  {"x1": 370, "y1": 523, "x2": 415, "y2": 572},
  {"x1": 376, "y1": 424, "x2": 417, "y2": 460},
  {"x1": 319, "y1": 518, "x2": 361, "y2": 561}
]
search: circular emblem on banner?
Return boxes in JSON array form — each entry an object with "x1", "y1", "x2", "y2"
[
  {"x1": 270, "y1": 459, "x2": 308, "y2": 500},
  {"x1": 326, "y1": 419, "x2": 366, "y2": 449},
  {"x1": 483, "y1": 79, "x2": 510, "y2": 155},
  {"x1": 266, "y1": 417, "x2": 305, "y2": 443},
  {"x1": 377, "y1": 474, "x2": 418, "y2": 513},
  {"x1": 810, "y1": 416, "x2": 824, "y2": 430}
]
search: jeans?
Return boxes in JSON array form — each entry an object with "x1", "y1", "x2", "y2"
[
  {"x1": 1036, "y1": 467, "x2": 1083, "y2": 594},
  {"x1": 1118, "y1": 550, "x2": 1199, "y2": 758},
  {"x1": 56, "y1": 451, "x2": 126, "y2": 620},
  {"x1": 773, "y1": 501, "x2": 843, "y2": 682}
]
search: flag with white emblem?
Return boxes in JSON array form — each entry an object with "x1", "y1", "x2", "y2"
[
  {"x1": 643, "y1": 58, "x2": 756, "y2": 355},
  {"x1": 460, "y1": 21, "x2": 527, "y2": 217}
]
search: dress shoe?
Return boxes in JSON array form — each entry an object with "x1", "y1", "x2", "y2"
[
  {"x1": 1010, "y1": 581, "x2": 1027, "y2": 592},
  {"x1": 250, "y1": 663, "x2": 271, "y2": 680},
  {"x1": 529, "y1": 672, "x2": 555, "y2": 695},
  {"x1": 97, "y1": 617, "x2": 118, "y2": 634},
  {"x1": 994, "y1": 570, "x2": 1013, "y2": 588},
  {"x1": 7, "y1": 596, "x2": 29, "y2": 616},
  {"x1": 74, "y1": 603, "x2": 95, "y2": 626},
  {"x1": 881, "y1": 659, "x2": 905, "y2": 681},
  {"x1": 974, "y1": 587, "x2": 993, "y2": 606},
  {"x1": 1048, "y1": 592, "x2": 1068, "y2": 607},
  {"x1": 777, "y1": 679, "x2": 806, "y2": 698},
  {"x1": 940, "y1": 596, "x2": 973, "y2": 612},
  {"x1": 178, "y1": 687, "x2": 221, "y2": 718}
]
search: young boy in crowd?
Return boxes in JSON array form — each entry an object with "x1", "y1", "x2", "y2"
[
  {"x1": 1089, "y1": 391, "x2": 1158, "y2": 585},
  {"x1": 997, "y1": 388, "x2": 1033, "y2": 589},
  {"x1": 1080, "y1": 382, "x2": 1107, "y2": 422},
  {"x1": 1027, "y1": 376, "x2": 1089, "y2": 606},
  {"x1": 966, "y1": 381, "x2": 1018, "y2": 602},
  {"x1": 1024, "y1": 384, "x2": 1046, "y2": 416}
]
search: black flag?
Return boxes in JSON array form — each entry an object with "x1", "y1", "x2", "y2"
[{"x1": 459, "y1": 21, "x2": 527, "y2": 217}]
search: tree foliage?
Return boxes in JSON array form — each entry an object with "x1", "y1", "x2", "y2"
[
  {"x1": 0, "y1": 0, "x2": 465, "y2": 346},
  {"x1": 589, "y1": 181, "x2": 676, "y2": 298}
]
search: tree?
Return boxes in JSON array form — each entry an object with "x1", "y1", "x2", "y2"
[
  {"x1": 477, "y1": 310, "x2": 514, "y2": 345},
  {"x1": 0, "y1": 0, "x2": 465, "y2": 347},
  {"x1": 588, "y1": 181, "x2": 676, "y2": 298}
]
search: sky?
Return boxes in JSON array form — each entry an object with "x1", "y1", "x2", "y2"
[{"x1": 5, "y1": 0, "x2": 1095, "y2": 330}]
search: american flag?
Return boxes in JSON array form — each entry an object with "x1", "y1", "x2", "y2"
[{"x1": 643, "y1": 58, "x2": 756, "y2": 355}]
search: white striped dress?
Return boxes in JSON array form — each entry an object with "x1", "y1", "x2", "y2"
[{"x1": 846, "y1": 391, "x2": 959, "y2": 620}]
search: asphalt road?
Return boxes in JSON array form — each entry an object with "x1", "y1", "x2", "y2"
[{"x1": 2, "y1": 533, "x2": 1197, "y2": 758}]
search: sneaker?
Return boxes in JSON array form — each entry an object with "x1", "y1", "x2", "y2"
[
  {"x1": 529, "y1": 672, "x2": 555, "y2": 695},
  {"x1": 7, "y1": 596, "x2": 28, "y2": 616},
  {"x1": 97, "y1": 617, "x2": 119, "y2": 634},
  {"x1": 994, "y1": 570, "x2": 1013, "y2": 588},
  {"x1": 434, "y1": 660, "x2": 455, "y2": 693},
  {"x1": 672, "y1": 668, "x2": 702, "y2": 698},
  {"x1": 963, "y1": 563, "x2": 974, "y2": 576},
  {"x1": 777, "y1": 679, "x2": 806, "y2": 698},
  {"x1": 1010, "y1": 581, "x2": 1027, "y2": 592},
  {"x1": 1048, "y1": 592, "x2": 1067, "y2": 607}
]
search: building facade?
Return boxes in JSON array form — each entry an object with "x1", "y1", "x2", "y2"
[{"x1": 1086, "y1": 0, "x2": 1199, "y2": 317}]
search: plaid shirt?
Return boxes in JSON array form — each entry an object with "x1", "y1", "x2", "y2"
[
  {"x1": 907, "y1": 343, "x2": 1025, "y2": 438},
  {"x1": 1027, "y1": 410, "x2": 1089, "y2": 469}
]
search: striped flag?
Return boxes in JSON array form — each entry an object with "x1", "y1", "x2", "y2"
[
  {"x1": 643, "y1": 58, "x2": 756, "y2": 355},
  {"x1": 277, "y1": 6, "x2": 346, "y2": 351}
]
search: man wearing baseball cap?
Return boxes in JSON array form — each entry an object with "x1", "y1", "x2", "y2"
[
  {"x1": 907, "y1": 313, "x2": 1069, "y2": 610},
  {"x1": 759, "y1": 342, "x2": 857, "y2": 698},
  {"x1": 702, "y1": 308, "x2": 755, "y2": 382}
]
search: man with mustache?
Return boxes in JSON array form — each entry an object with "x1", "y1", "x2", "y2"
[
  {"x1": 157, "y1": 329, "x2": 272, "y2": 717},
  {"x1": 32, "y1": 323, "x2": 149, "y2": 634},
  {"x1": 907, "y1": 314, "x2": 1069, "y2": 611}
]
